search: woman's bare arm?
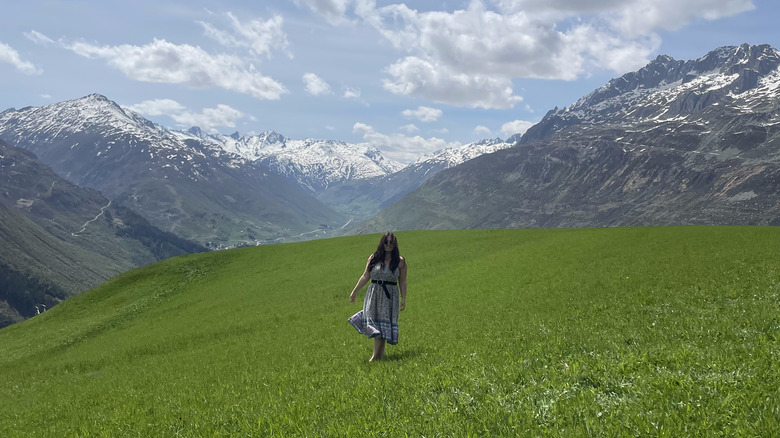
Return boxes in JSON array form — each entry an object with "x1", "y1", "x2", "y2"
[
  {"x1": 399, "y1": 257, "x2": 407, "y2": 311},
  {"x1": 349, "y1": 255, "x2": 373, "y2": 302}
]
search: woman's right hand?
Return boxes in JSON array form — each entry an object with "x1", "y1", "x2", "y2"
[{"x1": 349, "y1": 292, "x2": 356, "y2": 302}]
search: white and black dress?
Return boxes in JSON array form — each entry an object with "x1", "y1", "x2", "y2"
[{"x1": 348, "y1": 262, "x2": 400, "y2": 344}]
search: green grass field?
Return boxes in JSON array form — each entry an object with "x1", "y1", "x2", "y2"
[{"x1": 1, "y1": 226, "x2": 778, "y2": 436}]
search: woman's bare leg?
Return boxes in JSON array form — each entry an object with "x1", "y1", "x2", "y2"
[
  {"x1": 370, "y1": 338, "x2": 386, "y2": 362},
  {"x1": 378, "y1": 339, "x2": 387, "y2": 360}
]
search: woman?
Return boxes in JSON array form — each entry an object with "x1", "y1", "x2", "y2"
[{"x1": 348, "y1": 232, "x2": 407, "y2": 362}]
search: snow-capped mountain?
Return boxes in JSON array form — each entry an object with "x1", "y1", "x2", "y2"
[
  {"x1": 0, "y1": 94, "x2": 243, "y2": 192},
  {"x1": 0, "y1": 94, "x2": 346, "y2": 248},
  {"x1": 315, "y1": 138, "x2": 514, "y2": 219},
  {"x1": 355, "y1": 44, "x2": 780, "y2": 232},
  {"x1": 523, "y1": 43, "x2": 780, "y2": 143},
  {"x1": 411, "y1": 137, "x2": 513, "y2": 171},
  {"x1": 0, "y1": 92, "x2": 515, "y2": 244},
  {"x1": 175, "y1": 128, "x2": 404, "y2": 193},
  {"x1": 176, "y1": 122, "x2": 516, "y2": 198}
]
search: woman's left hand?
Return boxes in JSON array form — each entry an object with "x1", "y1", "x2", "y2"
[{"x1": 400, "y1": 299, "x2": 406, "y2": 311}]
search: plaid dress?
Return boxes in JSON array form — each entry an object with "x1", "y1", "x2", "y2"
[{"x1": 348, "y1": 263, "x2": 400, "y2": 345}]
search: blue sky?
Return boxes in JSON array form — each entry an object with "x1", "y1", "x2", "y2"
[{"x1": 1, "y1": 0, "x2": 777, "y2": 162}]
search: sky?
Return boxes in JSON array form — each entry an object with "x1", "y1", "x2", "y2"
[{"x1": 1, "y1": 0, "x2": 778, "y2": 162}]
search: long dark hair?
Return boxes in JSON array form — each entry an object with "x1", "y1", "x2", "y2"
[{"x1": 369, "y1": 232, "x2": 401, "y2": 273}]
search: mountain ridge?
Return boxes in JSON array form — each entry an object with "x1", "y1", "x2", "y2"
[
  {"x1": 1, "y1": 92, "x2": 517, "y2": 239},
  {"x1": 522, "y1": 43, "x2": 780, "y2": 143},
  {"x1": 0, "y1": 96, "x2": 348, "y2": 248},
  {"x1": 315, "y1": 137, "x2": 514, "y2": 219},
  {"x1": 174, "y1": 127, "x2": 404, "y2": 193},
  {"x1": 354, "y1": 43, "x2": 780, "y2": 233}
]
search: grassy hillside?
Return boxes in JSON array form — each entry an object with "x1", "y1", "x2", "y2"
[
  {"x1": 0, "y1": 202, "x2": 113, "y2": 325},
  {"x1": 1, "y1": 227, "x2": 778, "y2": 436},
  {"x1": 0, "y1": 139, "x2": 206, "y2": 325}
]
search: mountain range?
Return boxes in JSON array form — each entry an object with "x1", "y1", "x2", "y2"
[
  {"x1": 0, "y1": 95, "x2": 350, "y2": 249},
  {"x1": 355, "y1": 43, "x2": 780, "y2": 232},
  {"x1": 0, "y1": 95, "x2": 509, "y2": 324},
  {"x1": 3, "y1": 43, "x2": 779, "y2": 325},
  {"x1": 0, "y1": 95, "x2": 512, "y2": 247},
  {"x1": 177, "y1": 126, "x2": 513, "y2": 218},
  {"x1": 183, "y1": 128, "x2": 404, "y2": 192}
]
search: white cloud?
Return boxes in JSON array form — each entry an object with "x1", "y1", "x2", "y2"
[
  {"x1": 24, "y1": 30, "x2": 55, "y2": 46},
  {"x1": 343, "y1": 86, "x2": 370, "y2": 106},
  {"x1": 364, "y1": 3, "x2": 565, "y2": 107},
  {"x1": 493, "y1": 0, "x2": 625, "y2": 15},
  {"x1": 501, "y1": 119, "x2": 535, "y2": 137},
  {"x1": 609, "y1": 0, "x2": 755, "y2": 38},
  {"x1": 474, "y1": 125, "x2": 492, "y2": 136},
  {"x1": 295, "y1": 0, "x2": 353, "y2": 24},
  {"x1": 302, "y1": 72, "x2": 333, "y2": 96},
  {"x1": 342, "y1": 0, "x2": 753, "y2": 109},
  {"x1": 126, "y1": 99, "x2": 244, "y2": 130},
  {"x1": 353, "y1": 122, "x2": 460, "y2": 162},
  {"x1": 126, "y1": 99, "x2": 187, "y2": 115},
  {"x1": 491, "y1": 0, "x2": 755, "y2": 35},
  {"x1": 384, "y1": 56, "x2": 522, "y2": 109},
  {"x1": 563, "y1": 24, "x2": 661, "y2": 73},
  {"x1": 343, "y1": 87, "x2": 361, "y2": 99},
  {"x1": 0, "y1": 41, "x2": 41, "y2": 75},
  {"x1": 372, "y1": 2, "x2": 577, "y2": 78},
  {"x1": 66, "y1": 38, "x2": 287, "y2": 100},
  {"x1": 184, "y1": 104, "x2": 245, "y2": 130},
  {"x1": 402, "y1": 106, "x2": 443, "y2": 122},
  {"x1": 400, "y1": 123, "x2": 419, "y2": 133},
  {"x1": 198, "y1": 12, "x2": 291, "y2": 59}
]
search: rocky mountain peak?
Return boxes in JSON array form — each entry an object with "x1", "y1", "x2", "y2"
[
  {"x1": 0, "y1": 94, "x2": 163, "y2": 149},
  {"x1": 576, "y1": 44, "x2": 779, "y2": 110},
  {"x1": 82, "y1": 93, "x2": 112, "y2": 103},
  {"x1": 723, "y1": 43, "x2": 779, "y2": 74},
  {"x1": 472, "y1": 137, "x2": 505, "y2": 146},
  {"x1": 187, "y1": 126, "x2": 205, "y2": 138},
  {"x1": 258, "y1": 130, "x2": 287, "y2": 147},
  {"x1": 521, "y1": 43, "x2": 780, "y2": 143}
]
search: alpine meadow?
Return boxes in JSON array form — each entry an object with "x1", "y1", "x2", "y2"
[
  {"x1": 1, "y1": 227, "x2": 778, "y2": 436},
  {"x1": 3, "y1": 2, "x2": 780, "y2": 435}
]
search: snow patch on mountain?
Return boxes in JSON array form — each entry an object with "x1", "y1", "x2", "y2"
[
  {"x1": 173, "y1": 128, "x2": 406, "y2": 191},
  {"x1": 0, "y1": 94, "x2": 160, "y2": 144},
  {"x1": 539, "y1": 44, "x2": 780, "y2": 129},
  {"x1": 2, "y1": 93, "x2": 515, "y2": 197},
  {"x1": 413, "y1": 138, "x2": 513, "y2": 168}
]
